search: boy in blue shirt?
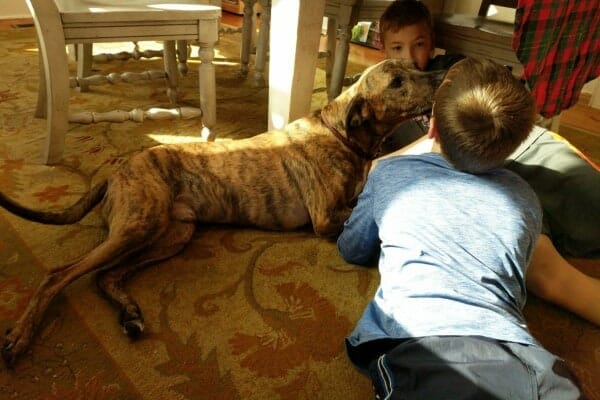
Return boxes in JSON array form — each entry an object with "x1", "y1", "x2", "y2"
[
  {"x1": 375, "y1": 0, "x2": 600, "y2": 326},
  {"x1": 338, "y1": 57, "x2": 582, "y2": 399}
]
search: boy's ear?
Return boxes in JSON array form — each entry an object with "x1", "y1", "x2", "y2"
[{"x1": 427, "y1": 116, "x2": 439, "y2": 141}]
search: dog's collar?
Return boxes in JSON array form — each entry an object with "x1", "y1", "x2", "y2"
[{"x1": 320, "y1": 112, "x2": 372, "y2": 160}]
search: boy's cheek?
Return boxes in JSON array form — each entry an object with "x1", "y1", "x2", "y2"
[
  {"x1": 383, "y1": 49, "x2": 396, "y2": 59},
  {"x1": 414, "y1": 57, "x2": 430, "y2": 71}
]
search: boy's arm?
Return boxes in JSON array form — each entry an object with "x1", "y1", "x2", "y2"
[{"x1": 337, "y1": 175, "x2": 380, "y2": 266}]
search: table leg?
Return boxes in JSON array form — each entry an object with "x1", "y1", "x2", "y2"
[{"x1": 267, "y1": 0, "x2": 325, "y2": 130}]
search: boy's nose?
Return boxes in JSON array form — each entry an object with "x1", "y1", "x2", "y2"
[
  {"x1": 400, "y1": 50, "x2": 420, "y2": 70},
  {"x1": 400, "y1": 48, "x2": 413, "y2": 62}
]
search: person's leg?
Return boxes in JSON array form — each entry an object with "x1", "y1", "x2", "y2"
[
  {"x1": 527, "y1": 234, "x2": 600, "y2": 326},
  {"x1": 368, "y1": 336, "x2": 540, "y2": 400},
  {"x1": 504, "y1": 341, "x2": 582, "y2": 400}
]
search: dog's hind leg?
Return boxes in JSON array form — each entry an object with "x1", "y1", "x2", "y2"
[
  {"x1": 1, "y1": 234, "x2": 149, "y2": 367},
  {"x1": 96, "y1": 219, "x2": 196, "y2": 338}
]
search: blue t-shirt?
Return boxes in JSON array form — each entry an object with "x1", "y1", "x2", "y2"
[{"x1": 337, "y1": 153, "x2": 543, "y2": 365}]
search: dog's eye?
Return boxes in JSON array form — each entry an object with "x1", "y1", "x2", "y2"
[{"x1": 389, "y1": 76, "x2": 404, "y2": 88}]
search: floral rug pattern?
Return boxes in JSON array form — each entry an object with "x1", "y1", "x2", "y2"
[{"x1": 0, "y1": 27, "x2": 599, "y2": 400}]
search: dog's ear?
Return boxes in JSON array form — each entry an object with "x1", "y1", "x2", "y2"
[
  {"x1": 344, "y1": 97, "x2": 383, "y2": 156},
  {"x1": 345, "y1": 96, "x2": 369, "y2": 130},
  {"x1": 323, "y1": 94, "x2": 370, "y2": 134},
  {"x1": 322, "y1": 90, "x2": 381, "y2": 158}
]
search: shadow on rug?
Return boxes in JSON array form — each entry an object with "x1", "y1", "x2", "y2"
[{"x1": 0, "y1": 27, "x2": 598, "y2": 400}]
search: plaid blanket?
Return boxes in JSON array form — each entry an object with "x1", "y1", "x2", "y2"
[{"x1": 513, "y1": 0, "x2": 600, "y2": 118}]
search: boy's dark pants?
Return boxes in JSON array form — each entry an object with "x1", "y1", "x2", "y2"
[{"x1": 368, "y1": 336, "x2": 582, "y2": 400}]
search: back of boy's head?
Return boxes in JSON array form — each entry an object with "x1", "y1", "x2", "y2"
[
  {"x1": 380, "y1": 0, "x2": 433, "y2": 38},
  {"x1": 433, "y1": 58, "x2": 536, "y2": 173}
]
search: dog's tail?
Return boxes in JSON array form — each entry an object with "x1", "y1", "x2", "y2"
[{"x1": 0, "y1": 180, "x2": 108, "y2": 225}]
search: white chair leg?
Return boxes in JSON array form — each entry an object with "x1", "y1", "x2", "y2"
[
  {"x1": 327, "y1": 5, "x2": 353, "y2": 101},
  {"x1": 240, "y1": 0, "x2": 257, "y2": 77},
  {"x1": 44, "y1": 37, "x2": 70, "y2": 164},
  {"x1": 197, "y1": 17, "x2": 219, "y2": 141},
  {"x1": 163, "y1": 40, "x2": 179, "y2": 105},
  {"x1": 35, "y1": 49, "x2": 46, "y2": 119},
  {"x1": 253, "y1": 0, "x2": 270, "y2": 87},
  {"x1": 176, "y1": 40, "x2": 188, "y2": 75},
  {"x1": 198, "y1": 44, "x2": 216, "y2": 140},
  {"x1": 77, "y1": 43, "x2": 93, "y2": 92},
  {"x1": 325, "y1": 16, "x2": 337, "y2": 90}
]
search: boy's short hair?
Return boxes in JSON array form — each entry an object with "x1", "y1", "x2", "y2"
[
  {"x1": 379, "y1": 0, "x2": 433, "y2": 38},
  {"x1": 433, "y1": 58, "x2": 536, "y2": 173}
]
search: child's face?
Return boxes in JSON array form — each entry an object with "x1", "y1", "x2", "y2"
[{"x1": 382, "y1": 22, "x2": 434, "y2": 71}]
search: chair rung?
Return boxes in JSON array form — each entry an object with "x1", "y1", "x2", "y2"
[
  {"x1": 68, "y1": 106, "x2": 202, "y2": 124},
  {"x1": 69, "y1": 70, "x2": 167, "y2": 88}
]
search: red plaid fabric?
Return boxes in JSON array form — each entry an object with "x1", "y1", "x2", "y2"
[{"x1": 513, "y1": 0, "x2": 600, "y2": 118}]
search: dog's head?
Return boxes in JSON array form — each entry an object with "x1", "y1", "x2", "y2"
[{"x1": 322, "y1": 59, "x2": 444, "y2": 159}]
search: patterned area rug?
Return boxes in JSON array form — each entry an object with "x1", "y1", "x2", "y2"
[{"x1": 0, "y1": 27, "x2": 599, "y2": 400}]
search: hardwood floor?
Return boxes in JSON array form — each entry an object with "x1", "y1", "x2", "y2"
[
  {"x1": 559, "y1": 93, "x2": 600, "y2": 134},
  {"x1": 1, "y1": 14, "x2": 598, "y2": 162},
  {"x1": 555, "y1": 94, "x2": 600, "y2": 165},
  {"x1": 0, "y1": 17, "x2": 32, "y2": 30}
]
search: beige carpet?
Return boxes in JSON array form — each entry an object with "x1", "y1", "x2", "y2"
[{"x1": 0, "y1": 27, "x2": 598, "y2": 400}]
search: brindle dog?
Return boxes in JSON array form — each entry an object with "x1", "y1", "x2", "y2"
[{"x1": 1, "y1": 59, "x2": 443, "y2": 366}]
